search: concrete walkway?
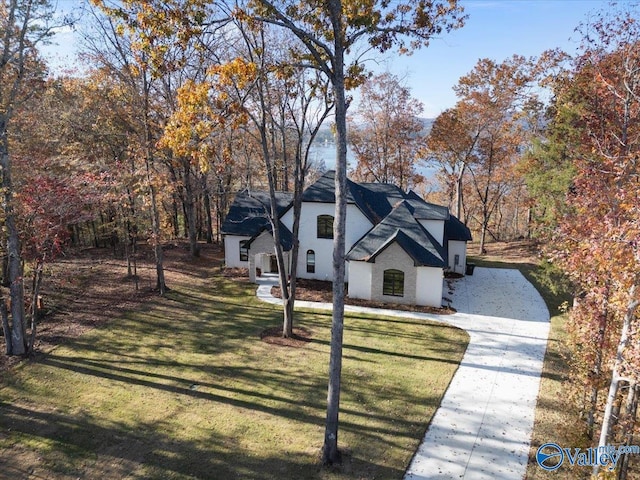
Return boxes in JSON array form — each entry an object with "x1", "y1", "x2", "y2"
[{"x1": 256, "y1": 267, "x2": 551, "y2": 480}]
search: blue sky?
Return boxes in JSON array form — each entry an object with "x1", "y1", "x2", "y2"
[
  {"x1": 374, "y1": 0, "x2": 611, "y2": 117},
  {"x1": 44, "y1": 0, "x2": 612, "y2": 118}
]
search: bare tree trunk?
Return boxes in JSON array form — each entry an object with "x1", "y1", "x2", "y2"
[
  {"x1": 323, "y1": 13, "x2": 347, "y2": 462},
  {"x1": 0, "y1": 138, "x2": 26, "y2": 356},
  {"x1": 588, "y1": 297, "x2": 610, "y2": 439},
  {"x1": 455, "y1": 165, "x2": 465, "y2": 219},
  {"x1": 1, "y1": 296, "x2": 10, "y2": 355},
  {"x1": 618, "y1": 382, "x2": 638, "y2": 480},
  {"x1": 183, "y1": 162, "x2": 200, "y2": 257},
  {"x1": 27, "y1": 260, "x2": 44, "y2": 356},
  {"x1": 148, "y1": 179, "x2": 167, "y2": 295},
  {"x1": 202, "y1": 174, "x2": 214, "y2": 244},
  {"x1": 594, "y1": 284, "x2": 640, "y2": 477},
  {"x1": 141, "y1": 69, "x2": 166, "y2": 296}
]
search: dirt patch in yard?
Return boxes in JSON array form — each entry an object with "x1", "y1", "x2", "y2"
[
  {"x1": 260, "y1": 326, "x2": 313, "y2": 347},
  {"x1": 271, "y1": 278, "x2": 455, "y2": 315},
  {"x1": 469, "y1": 239, "x2": 542, "y2": 265}
]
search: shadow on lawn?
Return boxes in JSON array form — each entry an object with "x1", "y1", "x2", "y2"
[
  {"x1": 36, "y1": 350, "x2": 435, "y2": 440},
  {"x1": 1, "y1": 402, "x2": 410, "y2": 480},
  {"x1": 0, "y1": 275, "x2": 464, "y2": 480}
]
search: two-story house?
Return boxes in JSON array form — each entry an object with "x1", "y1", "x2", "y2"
[{"x1": 221, "y1": 170, "x2": 472, "y2": 308}]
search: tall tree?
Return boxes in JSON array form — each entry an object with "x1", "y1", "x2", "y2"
[
  {"x1": 449, "y1": 55, "x2": 537, "y2": 253},
  {"x1": 0, "y1": 0, "x2": 62, "y2": 355},
  {"x1": 244, "y1": 0, "x2": 466, "y2": 464},
  {"x1": 424, "y1": 104, "x2": 481, "y2": 220},
  {"x1": 86, "y1": 0, "x2": 216, "y2": 293},
  {"x1": 229, "y1": 22, "x2": 334, "y2": 338},
  {"x1": 542, "y1": 6, "x2": 640, "y2": 476},
  {"x1": 349, "y1": 72, "x2": 425, "y2": 190}
]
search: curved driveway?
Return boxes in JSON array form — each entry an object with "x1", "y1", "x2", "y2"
[{"x1": 256, "y1": 267, "x2": 550, "y2": 480}]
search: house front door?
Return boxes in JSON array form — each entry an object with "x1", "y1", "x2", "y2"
[{"x1": 270, "y1": 254, "x2": 278, "y2": 273}]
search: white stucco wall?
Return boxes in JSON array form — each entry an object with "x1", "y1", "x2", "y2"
[
  {"x1": 224, "y1": 235, "x2": 251, "y2": 268},
  {"x1": 448, "y1": 240, "x2": 468, "y2": 275},
  {"x1": 418, "y1": 219, "x2": 445, "y2": 245},
  {"x1": 347, "y1": 261, "x2": 372, "y2": 300},
  {"x1": 282, "y1": 202, "x2": 372, "y2": 282},
  {"x1": 416, "y1": 266, "x2": 444, "y2": 307}
]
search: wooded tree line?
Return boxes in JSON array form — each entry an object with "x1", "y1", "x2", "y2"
[
  {"x1": 426, "y1": 5, "x2": 640, "y2": 475},
  {"x1": 2, "y1": 0, "x2": 640, "y2": 473}
]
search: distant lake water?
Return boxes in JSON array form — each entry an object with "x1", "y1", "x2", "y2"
[
  {"x1": 308, "y1": 142, "x2": 355, "y2": 170},
  {"x1": 308, "y1": 141, "x2": 437, "y2": 180}
]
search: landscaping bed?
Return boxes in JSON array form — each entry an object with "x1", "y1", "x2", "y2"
[{"x1": 271, "y1": 278, "x2": 456, "y2": 315}]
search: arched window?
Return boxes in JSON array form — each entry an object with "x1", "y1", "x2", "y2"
[
  {"x1": 306, "y1": 250, "x2": 316, "y2": 273},
  {"x1": 317, "y1": 215, "x2": 334, "y2": 239},
  {"x1": 239, "y1": 240, "x2": 250, "y2": 261},
  {"x1": 383, "y1": 269, "x2": 404, "y2": 297}
]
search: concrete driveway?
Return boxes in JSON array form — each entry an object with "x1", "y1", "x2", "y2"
[
  {"x1": 404, "y1": 267, "x2": 550, "y2": 480},
  {"x1": 256, "y1": 266, "x2": 550, "y2": 479}
]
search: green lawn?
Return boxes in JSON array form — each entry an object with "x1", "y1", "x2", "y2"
[{"x1": 0, "y1": 270, "x2": 468, "y2": 479}]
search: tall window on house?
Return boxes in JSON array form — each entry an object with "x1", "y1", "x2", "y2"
[
  {"x1": 306, "y1": 250, "x2": 316, "y2": 273},
  {"x1": 239, "y1": 240, "x2": 250, "y2": 261},
  {"x1": 317, "y1": 215, "x2": 334, "y2": 239},
  {"x1": 383, "y1": 269, "x2": 404, "y2": 297}
]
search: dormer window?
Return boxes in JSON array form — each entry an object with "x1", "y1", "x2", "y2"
[{"x1": 317, "y1": 215, "x2": 334, "y2": 239}]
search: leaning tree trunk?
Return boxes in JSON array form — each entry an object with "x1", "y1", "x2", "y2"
[{"x1": 594, "y1": 284, "x2": 640, "y2": 477}]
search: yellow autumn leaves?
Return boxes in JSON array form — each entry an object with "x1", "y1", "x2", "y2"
[{"x1": 159, "y1": 59, "x2": 258, "y2": 172}]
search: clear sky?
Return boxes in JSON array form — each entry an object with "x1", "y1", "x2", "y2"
[
  {"x1": 43, "y1": 0, "x2": 613, "y2": 118},
  {"x1": 373, "y1": 0, "x2": 611, "y2": 117}
]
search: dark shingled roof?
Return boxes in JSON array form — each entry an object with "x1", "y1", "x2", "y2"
[
  {"x1": 220, "y1": 190, "x2": 293, "y2": 237},
  {"x1": 445, "y1": 214, "x2": 473, "y2": 242},
  {"x1": 221, "y1": 173, "x2": 469, "y2": 261},
  {"x1": 347, "y1": 201, "x2": 447, "y2": 267},
  {"x1": 302, "y1": 171, "x2": 448, "y2": 224},
  {"x1": 404, "y1": 190, "x2": 449, "y2": 220}
]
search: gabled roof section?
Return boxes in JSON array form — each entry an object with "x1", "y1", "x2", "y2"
[
  {"x1": 220, "y1": 190, "x2": 293, "y2": 237},
  {"x1": 445, "y1": 214, "x2": 473, "y2": 242},
  {"x1": 347, "y1": 201, "x2": 447, "y2": 267},
  {"x1": 300, "y1": 170, "x2": 345, "y2": 203},
  {"x1": 405, "y1": 190, "x2": 449, "y2": 221},
  {"x1": 303, "y1": 170, "x2": 430, "y2": 225},
  {"x1": 246, "y1": 221, "x2": 294, "y2": 251}
]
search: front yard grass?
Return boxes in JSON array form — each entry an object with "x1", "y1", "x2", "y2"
[{"x1": 0, "y1": 269, "x2": 468, "y2": 479}]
